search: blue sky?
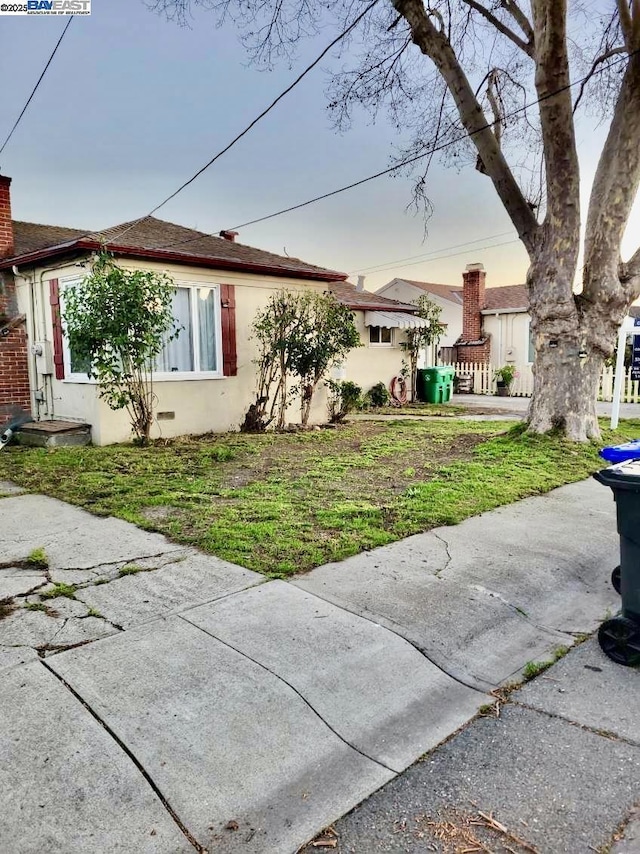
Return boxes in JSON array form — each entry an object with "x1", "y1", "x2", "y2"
[{"x1": 0, "y1": 1, "x2": 637, "y2": 291}]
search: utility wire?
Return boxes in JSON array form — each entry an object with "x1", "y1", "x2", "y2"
[
  {"x1": 150, "y1": 48, "x2": 634, "y2": 256},
  {"x1": 223, "y1": 50, "x2": 636, "y2": 232},
  {"x1": 349, "y1": 230, "x2": 515, "y2": 274},
  {"x1": 0, "y1": 17, "x2": 74, "y2": 159},
  {"x1": 103, "y1": 0, "x2": 380, "y2": 246},
  {"x1": 359, "y1": 237, "x2": 521, "y2": 275}
]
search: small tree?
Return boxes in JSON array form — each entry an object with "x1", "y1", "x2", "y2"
[
  {"x1": 63, "y1": 253, "x2": 179, "y2": 444},
  {"x1": 242, "y1": 289, "x2": 360, "y2": 430},
  {"x1": 242, "y1": 290, "x2": 309, "y2": 431},
  {"x1": 400, "y1": 294, "x2": 446, "y2": 402},
  {"x1": 290, "y1": 292, "x2": 361, "y2": 426}
]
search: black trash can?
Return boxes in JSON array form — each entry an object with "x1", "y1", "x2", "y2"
[{"x1": 593, "y1": 459, "x2": 640, "y2": 667}]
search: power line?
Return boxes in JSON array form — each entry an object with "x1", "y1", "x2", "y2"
[
  {"x1": 0, "y1": 17, "x2": 74, "y2": 159},
  {"x1": 96, "y1": 43, "x2": 635, "y2": 261},
  {"x1": 149, "y1": 47, "x2": 633, "y2": 257},
  {"x1": 222, "y1": 50, "x2": 635, "y2": 233},
  {"x1": 349, "y1": 231, "x2": 515, "y2": 274},
  {"x1": 360, "y1": 237, "x2": 521, "y2": 276},
  {"x1": 103, "y1": 0, "x2": 380, "y2": 246}
]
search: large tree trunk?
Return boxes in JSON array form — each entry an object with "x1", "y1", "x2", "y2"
[
  {"x1": 528, "y1": 341, "x2": 602, "y2": 441},
  {"x1": 526, "y1": 259, "x2": 601, "y2": 441}
]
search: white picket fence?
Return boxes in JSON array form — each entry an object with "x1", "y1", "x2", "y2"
[{"x1": 445, "y1": 362, "x2": 640, "y2": 403}]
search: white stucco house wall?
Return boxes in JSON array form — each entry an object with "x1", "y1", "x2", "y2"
[{"x1": 0, "y1": 174, "x2": 425, "y2": 443}]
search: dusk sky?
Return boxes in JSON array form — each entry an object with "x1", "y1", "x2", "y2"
[{"x1": 1, "y1": 1, "x2": 638, "y2": 292}]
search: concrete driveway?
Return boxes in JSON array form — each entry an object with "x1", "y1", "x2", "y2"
[{"x1": 0, "y1": 477, "x2": 632, "y2": 853}]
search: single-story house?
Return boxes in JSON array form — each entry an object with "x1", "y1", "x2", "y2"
[
  {"x1": 377, "y1": 265, "x2": 532, "y2": 371},
  {"x1": 0, "y1": 175, "x2": 426, "y2": 443}
]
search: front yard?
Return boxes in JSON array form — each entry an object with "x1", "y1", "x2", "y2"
[{"x1": 2, "y1": 418, "x2": 638, "y2": 577}]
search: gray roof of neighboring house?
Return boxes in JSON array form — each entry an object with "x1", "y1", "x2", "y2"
[
  {"x1": 329, "y1": 281, "x2": 417, "y2": 312},
  {"x1": 389, "y1": 279, "x2": 463, "y2": 305},
  {"x1": 482, "y1": 283, "x2": 528, "y2": 313},
  {"x1": 387, "y1": 278, "x2": 530, "y2": 313},
  {"x1": 5, "y1": 217, "x2": 347, "y2": 282}
]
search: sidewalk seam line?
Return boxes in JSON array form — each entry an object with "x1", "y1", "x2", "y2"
[
  {"x1": 177, "y1": 613, "x2": 400, "y2": 775},
  {"x1": 39, "y1": 658, "x2": 208, "y2": 854},
  {"x1": 509, "y1": 699, "x2": 640, "y2": 748},
  {"x1": 286, "y1": 581, "x2": 491, "y2": 695}
]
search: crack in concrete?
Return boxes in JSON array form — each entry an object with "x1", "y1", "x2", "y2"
[
  {"x1": 48, "y1": 550, "x2": 189, "y2": 575},
  {"x1": 286, "y1": 582, "x2": 492, "y2": 693},
  {"x1": 177, "y1": 612, "x2": 401, "y2": 775},
  {"x1": 40, "y1": 659, "x2": 208, "y2": 853},
  {"x1": 468, "y1": 583, "x2": 531, "y2": 619},
  {"x1": 46, "y1": 617, "x2": 70, "y2": 648},
  {"x1": 509, "y1": 699, "x2": 640, "y2": 749},
  {"x1": 432, "y1": 531, "x2": 453, "y2": 578}
]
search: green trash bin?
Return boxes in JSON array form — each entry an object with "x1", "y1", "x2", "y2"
[{"x1": 421, "y1": 367, "x2": 455, "y2": 404}]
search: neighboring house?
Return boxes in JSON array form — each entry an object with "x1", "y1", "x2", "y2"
[
  {"x1": 376, "y1": 278, "x2": 462, "y2": 364},
  {"x1": 326, "y1": 280, "x2": 428, "y2": 385},
  {"x1": 0, "y1": 174, "x2": 424, "y2": 443},
  {"x1": 377, "y1": 265, "x2": 532, "y2": 371}
]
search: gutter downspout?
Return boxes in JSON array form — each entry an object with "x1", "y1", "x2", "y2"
[{"x1": 10, "y1": 265, "x2": 40, "y2": 420}]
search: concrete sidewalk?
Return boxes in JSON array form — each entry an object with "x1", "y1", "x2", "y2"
[{"x1": 0, "y1": 478, "x2": 638, "y2": 853}]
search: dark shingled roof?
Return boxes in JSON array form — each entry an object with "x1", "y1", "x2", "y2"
[
  {"x1": 328, "y1": 280, "x2": 417, "y2": 311},
  {"x1": 6, "y1": 216, "x2": 346, "y2": 282},
  {"x1": 13, "y1": 221, "x2": 88, "y2": 256},
  {"x1": 482, "y1": 284, "x2": 529, "y2": 312}
]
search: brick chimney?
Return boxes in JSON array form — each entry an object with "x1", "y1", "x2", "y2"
[
  {"x1": 462, "y1": 263, "x2": 486, "y2": 339},
  {"x1": 0, "y1": 175, "x2": 14, "y2": 257},
  {"x1": 455, "y1": 262, "x2": 491, "y2": 365},
  {"x1": 219, "y1": 230, "x2": 238, "y2": 243}
]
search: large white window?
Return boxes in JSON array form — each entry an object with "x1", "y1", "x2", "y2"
[
  {"x1": 154, "y1": 286, "x2": 222, "y2": 376},
  {"x1": 62, "y1": 280, "x2": 223, "y2": 381}
]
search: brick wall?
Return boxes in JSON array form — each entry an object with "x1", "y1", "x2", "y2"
[
  {"x1": 456, "y1": 340, "x2": 491, "y2": 364},
  {"x1": 0, "y1": 175, "x2": 31, "y2": 426}
]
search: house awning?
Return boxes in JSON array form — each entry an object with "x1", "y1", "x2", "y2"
[{"x1": 364, "y1": 310, "x2": 429, "y2": 329}]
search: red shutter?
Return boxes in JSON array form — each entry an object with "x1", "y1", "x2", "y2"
[
  {"x1": 220, "y1": 284, "x2": 237, "y2": 377},
  {"x1": 49, "y1": 279, "x2": 65, "y2": 380}
]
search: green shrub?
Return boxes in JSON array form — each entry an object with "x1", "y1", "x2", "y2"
[
  {"x1": 327, "y1": 380, "x2": 362, "y2": 422},
  {"x1": 364, "y1": 382, "x2": 390, "y2": 408}
]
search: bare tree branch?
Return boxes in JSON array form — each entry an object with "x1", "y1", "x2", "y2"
[
  {"x1": 573, "y1": 46, "x2": 627, "y2": 113},
  {"x1": 460, "y1": 0, "x2": 533, "y2": 56},
  {"x1": 531, "y1": 1, "x2": 580, "y2": 252},
  {"x1": 501, "y1": 0, "x2": 534, "y2": 43},
  {"x1": 392, "y1": 0, "x2": 539, "y2": 253},
  {"x1": 620, "y1": 244, "x2": 640, "y2": 288},
  {"x1": 619, "y1": 0, "x2": 634, "y2": 49},
  {"x1": 584, "y1": 53, "x2": 640, "y2": 303}
]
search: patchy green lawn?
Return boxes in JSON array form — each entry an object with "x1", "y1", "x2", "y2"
[{"x1": 1, "y1": 419, "x2": 638, "y2": 577}]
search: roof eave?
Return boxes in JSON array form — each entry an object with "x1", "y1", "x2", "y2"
[
  {"x1": 480, "y1": 306, "x2": 528, "y2": 315},
  {"x1": 1, "y1": 239, "x2": 348, "y2": 282},
  {"x1": 338, "y1": 302, "x2": 418, "y2": 312}
]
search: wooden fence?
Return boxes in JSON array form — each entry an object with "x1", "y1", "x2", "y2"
[{"x1": 445, "y1": 362, "x2": 640, "y2": 403}]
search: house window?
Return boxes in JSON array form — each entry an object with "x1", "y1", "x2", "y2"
[
  {"x1": 369, "y1": 326, "x2": 393, "y2": 346},
  {"x1": 62, "y1": 280, "x2": 223, "y2": 380}
]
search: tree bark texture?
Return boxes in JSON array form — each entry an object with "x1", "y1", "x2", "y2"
[{"x1": 393, "y1": 0, "x2": 640, "y2": 440}]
